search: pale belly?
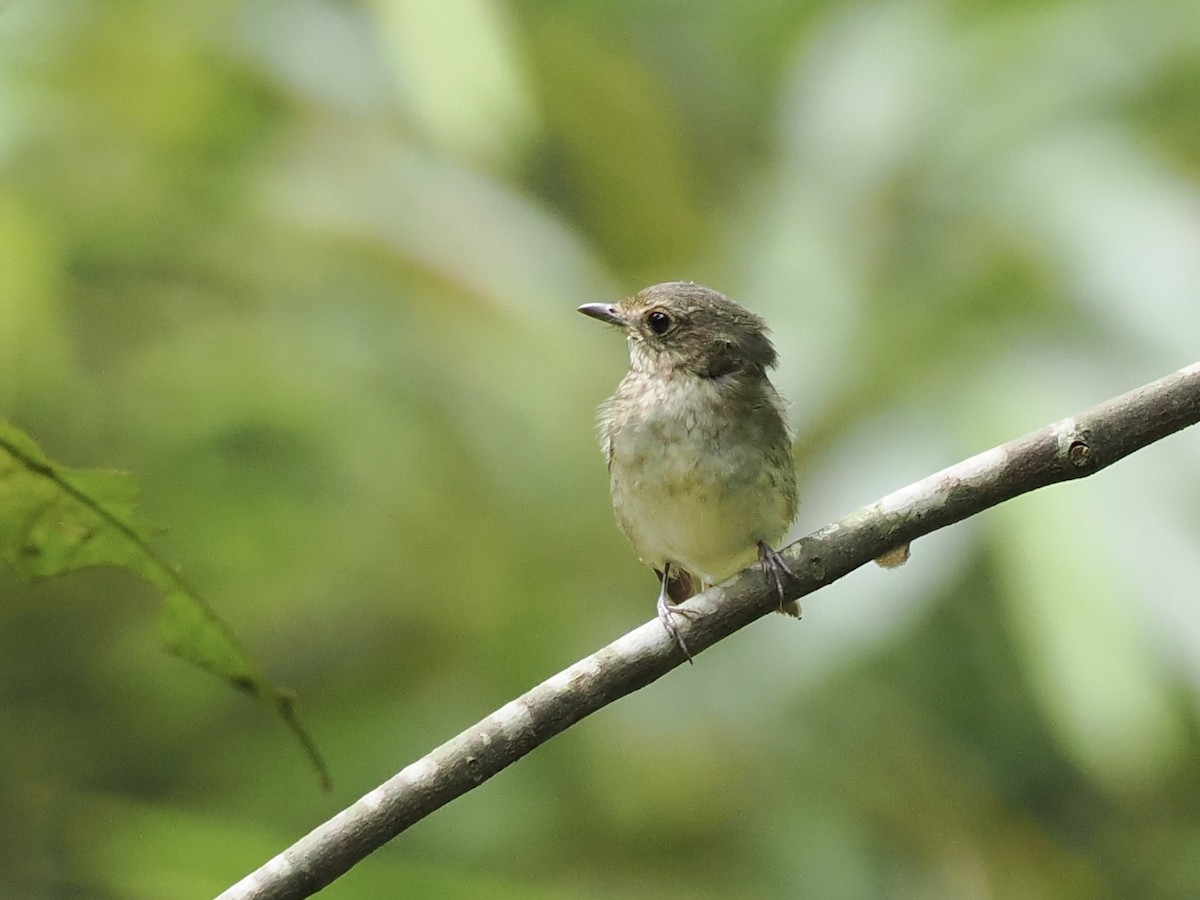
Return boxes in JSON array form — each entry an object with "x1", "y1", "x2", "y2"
[{"x1": 608, "y1": 423, "x2": 791, "y2": 585}]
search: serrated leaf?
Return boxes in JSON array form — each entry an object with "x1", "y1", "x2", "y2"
[{"x1": 0, "y1": 419, "x2": 330, "y2": 789}]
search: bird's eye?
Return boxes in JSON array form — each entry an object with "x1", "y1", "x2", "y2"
[{"x1": 646, "y1": 310, "x2": 672, "y2": 335}]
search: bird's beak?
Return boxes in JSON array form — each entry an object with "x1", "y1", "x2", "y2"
[{"x1": 577, "y1": 303, "x2": 626, "y2": 327}]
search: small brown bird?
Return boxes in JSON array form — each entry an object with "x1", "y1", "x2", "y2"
[{"x1": 579, "y1": 282, "x2": 800, "y2": 660}]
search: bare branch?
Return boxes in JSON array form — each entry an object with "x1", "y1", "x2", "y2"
[{"x1": 219, "y1": 361, "x2": 1200, "y2": 900}]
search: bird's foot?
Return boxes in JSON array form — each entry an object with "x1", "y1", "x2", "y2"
[
  {"x1": 758, "y1": 541, "x2": 801, "y2": 617},
  {"x1": 655, "y1": 563, "x2": 700, "y2": 663},
  {"x1": 656, "y1": 592, "x2": 698, "y2": 663}
]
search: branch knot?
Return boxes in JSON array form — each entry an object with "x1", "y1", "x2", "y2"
[{"x1": 1067, "y1": 438, "x2": 1093, "y2": 468}]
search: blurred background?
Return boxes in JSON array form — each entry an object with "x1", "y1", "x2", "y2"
[{"x1": 2, "y1": 0, "x2": 1200, "y2": 896}]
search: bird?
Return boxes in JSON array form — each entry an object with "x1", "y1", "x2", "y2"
[{"x1": 579, "y1": 282, "x2": 800, "y2": 660}]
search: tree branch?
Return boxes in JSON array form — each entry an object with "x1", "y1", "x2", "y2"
[{"x1": 218, "y1": 361, "x2": 1200, "y2": 900}]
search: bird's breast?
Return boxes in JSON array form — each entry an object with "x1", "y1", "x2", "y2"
[{"x1": 602, "y1": 373, "x2": 794, "y2": 583}]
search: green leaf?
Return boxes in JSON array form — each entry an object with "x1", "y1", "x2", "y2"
[{"x1": 0, "y1": 419, "x2": 330, "y2": 789}]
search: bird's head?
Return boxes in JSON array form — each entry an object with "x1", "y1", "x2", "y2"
[{"x1": 578, "y1": 282, "x2": 776, "y2": 379}]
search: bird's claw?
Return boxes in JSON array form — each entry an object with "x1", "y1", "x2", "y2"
[
  {"x1": 758, "y1": 541, "x2": 800, "y2": 616},
  {"x1": 656, "y1": 593, "x2": 698, "y2": 663}
]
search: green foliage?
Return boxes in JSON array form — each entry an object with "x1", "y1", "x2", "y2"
[{"x1": 0, "y1": 421, "x2": 328, "y2": 788}]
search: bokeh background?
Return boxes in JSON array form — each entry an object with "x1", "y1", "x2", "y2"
[{"x1": 3, "y1": 0, "x2": 1200, "y2": 896}]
